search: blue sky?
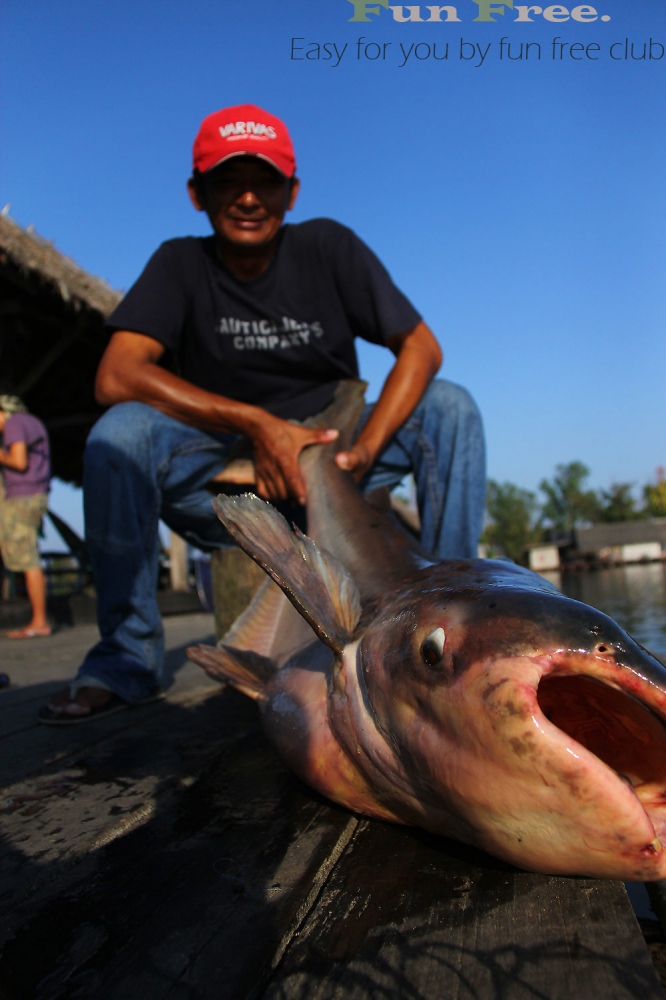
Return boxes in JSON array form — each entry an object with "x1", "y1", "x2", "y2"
[{"x1": 2, "y1": 0, "x2": 664, "y2": 544}]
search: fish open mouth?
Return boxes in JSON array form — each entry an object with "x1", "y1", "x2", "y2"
[{"x1": 537, "y1": 673, "x2": 666, "y2": 831}]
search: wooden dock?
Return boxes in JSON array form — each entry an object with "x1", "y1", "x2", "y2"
[{"x1": 1, "y1": 616, "x2": 664, "y2": 999}]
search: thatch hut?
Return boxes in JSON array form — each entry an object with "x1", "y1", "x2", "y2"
[{"x1": 0, "y1": 212, "x2": 121, "y2": 484}]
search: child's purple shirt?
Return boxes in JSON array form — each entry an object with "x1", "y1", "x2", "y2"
[{"x1": 3, "y1": 413, "x2": 51, "y2": 498}]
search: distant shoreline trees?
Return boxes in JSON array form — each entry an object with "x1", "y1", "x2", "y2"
[
  {"x1": 644, "y1": 480, "x2": 666, "y2": 518},
  {"x1": 484, "y1": 482, "x2": 539, "y2": 562},
  {"x1": 483, "y1": 463, "x2": 665, "y2": 562}
]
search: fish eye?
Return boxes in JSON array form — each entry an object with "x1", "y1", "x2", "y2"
[{"x1": 422, "y1": 627, "x2": 445, "y2": 666}]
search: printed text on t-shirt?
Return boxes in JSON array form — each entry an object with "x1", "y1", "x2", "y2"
[{"x1": 216, "y1": 316, "x2": 324, "y2": 351}]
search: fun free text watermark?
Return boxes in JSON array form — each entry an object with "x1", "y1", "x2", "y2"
[{"x1": 346, "y1": 2, "x2": 612, "y2": 23}]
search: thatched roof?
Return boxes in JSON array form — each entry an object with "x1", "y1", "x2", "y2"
[
  {"x1": 0, "y1": 214, "x2": 122, "y2": 484},
  {"x1": 0, "y1": 212, "x2": 121, "y2": 316}
]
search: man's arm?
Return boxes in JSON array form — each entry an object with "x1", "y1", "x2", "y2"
[
  {"x1": 95, "y1": 331, "x2": 337, "y2": 504},
  {"x1": 0, "y1": 441, "x2": 28, "y2": 472},
  {"x1": 335, "y1": 321, "x2": 442, "y2": 479}
]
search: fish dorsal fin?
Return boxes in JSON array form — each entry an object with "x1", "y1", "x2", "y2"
[
  {"x1": 187, "y1": 643, "x2": 273, "y2": 701},
  {"x1": 212, "y1": 493, "x2": 361, "y2": 654}
]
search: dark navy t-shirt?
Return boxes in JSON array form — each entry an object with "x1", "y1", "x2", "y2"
[{"x1": 106, "y1": 219, "x2": 421, "y2": 420}]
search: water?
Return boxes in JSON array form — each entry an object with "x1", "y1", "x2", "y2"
[{"x1": 542, "y1": 563, "x2": 666, "y2": 660}]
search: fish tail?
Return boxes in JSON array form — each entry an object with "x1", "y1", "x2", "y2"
[{"x1": 301, "y1": 379, "x2": 368, "y2": 454}]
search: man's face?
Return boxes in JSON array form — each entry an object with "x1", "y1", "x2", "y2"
[{"x1": 188, "y1": 157, "x2": 299, "y2": 248}]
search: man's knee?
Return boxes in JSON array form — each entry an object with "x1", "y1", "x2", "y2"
[
  {"x1": 84, "y1": 403, "x2": 171, "y2": 481},
  {"x1": 421, "y1": 379, "x2": 482, "y2": 427},
  {"x1": 86, "y1": 402, "x2": 158, "y2": 454}
]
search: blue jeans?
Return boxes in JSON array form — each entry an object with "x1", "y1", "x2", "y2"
[{"x1": 77, "y1": 379, "x2": 485, "y2": 701}]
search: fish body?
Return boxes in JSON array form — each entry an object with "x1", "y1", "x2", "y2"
[{"x1": 188, "y1": 382, "x2": 666, "y2": 880}]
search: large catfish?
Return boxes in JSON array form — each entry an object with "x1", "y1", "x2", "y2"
[{"x1": 188, "y1": 381, "x2": 666, "y2": 880}]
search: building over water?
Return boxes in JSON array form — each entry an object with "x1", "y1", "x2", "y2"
[
  {"x1": 527, "y1": 521, "x2": 666, "y2": 572},
  {"x1": 575, "y1": 520, "x2": 666, "y2": 565}
]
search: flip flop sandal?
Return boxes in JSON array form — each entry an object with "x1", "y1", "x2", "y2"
[
  {"x1": 38, "y1": 690, "x2": 166, "y2": 726},
  {"x1": 4, "y1": 628, "x2": 52, "y2": 639}
]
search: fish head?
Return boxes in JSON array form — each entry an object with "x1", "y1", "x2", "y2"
[{"x1": 357, "y1": 567, "x2": 666, "y2": 879}]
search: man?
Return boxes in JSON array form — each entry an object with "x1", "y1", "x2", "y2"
[
  {"x1": 40, "y1": 104, "x2": 485, "y2": 723},
  {"x1": 0, "y1": 396, "x2": 51, "y2": 638}
]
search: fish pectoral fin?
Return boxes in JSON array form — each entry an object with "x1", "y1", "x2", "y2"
[
  {"x1": 186, "y1": 643, "x2": 274, "y2": 701},
  {"x1": 212, "y1": 494, "x2": 361, "y2": 654}
]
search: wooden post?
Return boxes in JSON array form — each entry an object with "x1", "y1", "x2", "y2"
[
  {"x1": 211, "y1": 546, "x2": 266, "y2": 641},
  {"x1": 169, "y1": 531, "x2": 189, "y2": 592}
]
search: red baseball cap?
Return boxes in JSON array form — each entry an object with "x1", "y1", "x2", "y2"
[{"x1": 192, "y1": 104, "x2": 296, "y2": 178}]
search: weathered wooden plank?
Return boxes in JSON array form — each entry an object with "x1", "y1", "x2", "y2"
[
  {"x1": 1, "y1": 617, "x2": 662, "y2": 999},
  {"x1": 264, "y1": 820, "x2": 664, "y2": 1000},
  {"x1": 0, "y1": 701, "x2": 356, "y2": 1000},
  {"x1": 0, "y1": 636, "x2": 217, "y2": 787},
  {"x1": 0, "y1": 675, "x2": 218, "y2": 788},
  {"x1": 164, "y1": 807, "x2": 357, "y2": 1000},
  {"x1": 86, "y1": 763, "x2": 356, "y2": 999},
  {"x1": 0, "y1": 686, "x2": 240, "y2": 915}
]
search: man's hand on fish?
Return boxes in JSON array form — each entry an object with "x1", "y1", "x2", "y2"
[
  {"x1": 250, "y1": 415, "x2": 338, "y2": 505},
  {"x1": 334, "y1": 440, "x2": 374, "y2": 480},
  {"x1": 94, "y1": 322, "x2": 440, "y2": 505},
  {"x1": 95, "y1": 330, "x2": 341, "y2": 505},
  {"x1": 335, "y1": 322, "x2": 443, "y2": 481}
]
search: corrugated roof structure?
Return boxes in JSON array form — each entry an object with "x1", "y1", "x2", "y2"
[
  {"x1": 0, "y1": 213, "x2": 121, "y2": 316},
  {"x1": 0, "y1": 213, "x2": 122, "y2": 484}
]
